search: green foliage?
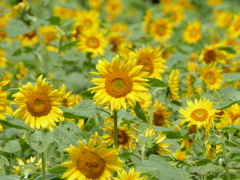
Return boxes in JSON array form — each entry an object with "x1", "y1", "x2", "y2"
[{"x1": 214, "y1": 91, "x2": 240, "y2": 109}]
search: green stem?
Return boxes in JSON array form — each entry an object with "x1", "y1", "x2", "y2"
[
  {"x1": 141, "y1": 145, "x2": 146, "y2": 160},
  {"x1": 113, "y1": 110, "x2": 118, "y2": 148},
  {"x1": 222, "y1": 142, "x2": 230, "y2": 180},
  {"x1": 94, "y1": 113, "x2": 100, "y2": 135},
  {"x1": 41, "y1": 151, "x2": 46, "y2": 180},
  {"x1": 0, "y1": 155, "x2": 5, "y2": 176},
  {"x1": 86, "y1": 53, "x2": 92, "y2": 89}
]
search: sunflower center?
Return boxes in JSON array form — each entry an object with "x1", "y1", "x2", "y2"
[
  {"x1": 86, "y1": 37, "x2": 100, "y2": 49},
  {"x1": 154, "y1": 111, "x2": 165, "y2": 126},
  {"x1": 137, "y1": 58, "x2": 154, "y2": 75},
  {"x1": 205, "y1": 71, "x2": 216, "y2": 84},
  {"x1": 204, "y1": 50, "x2": 216, "y2": 64},
  {"x1": 83, "y1": 19, "x2": 93, "y2": 28},
  {"x1": 105, "y1": 73, "x2": 133, "y2": 98},
  {"x1": 191, "y1": 109, "x2": 208, "y2": 122},
  {"x1": 190, "y1": 28, "x2": 198, "y2": 38},
  {"x1": 117, "y1": 129, "x2": 129, "y2": 144},
  {"x1": 25, "y1": 30, "x2": 36, "y2": 39},
  {"x1": 156, "y1": 24, "x2": 166, "y2": 36},
  {"x1": 188, "y1": 125, "x2": 197, "y2": 134},
  {"x1": 232, "y1": 114, "x2": 240, "y2": 123},
  {"x1": 77, "y1": 150, "x2": 105, "y2": 179},
  {"x1": 26, "y1": 92, "x2": 52, "y2": 117}
]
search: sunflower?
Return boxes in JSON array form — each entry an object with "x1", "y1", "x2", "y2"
[
  {"x1": 207, "y1": 0, "x2": 222, "y2": 6},
  {"x1": 152, "y1": 100, "x2": 171, "y2": 127},
  {"x1": 142, "y1": 9, "x2": 153, "y2": 33},
  {"x1": 174, "y1": 150, "x2": 186, "y2": 161},
  {"x1": 89, "y1": 55, "x2": 149, "y2": 112},
  {"x1": 163, "y1": 5, "x2": 184, "y2": 26},
  {"x1": 215, "y1": 11, "x2": 232, "y2": 28},
  {"x1": 168, "y1": 69, "x2": 180, "y2": 102},
  {"x1": 183, "y1": 20, "x2": 202, "y2": 44},
  {"x1": 108, "y1": 32, "x2": 126, "y2": 53},
  {"x1": 101, "y1": 124, "x2": 136, "y2": 151},
  {"x1": 150, "y1": 18, "x2": 173, "y2": 41},
  {"x1": 228, "y1": 14, "x2": 240, "y2": 38},
  {"x1": 0, "y1": 80, "x2": 13, "y2": 131},
  {"x1": 88, "y1": 0, "x2": 103, "y2": 11},
  {"x1": 58, "y1": 84, "x2": 75, "y2": 108},
  {"x1": 53, "y1": 6, "x2": 77, "y2": 19},
  {"x1": 72, "y1": 10, "x2": 99, "y2": 40},
  {"x1": 0, "y1": 48, "x2": 7, "y2": 68},
  {"x1": 19, "y1": 30, "x2": 39, "y2": 46},
  {"x1": 205, "y1": 140, "x2": 222, "y2": 160},
  {"x1": 78, "y1": 29, "x2": 107, "y2": 57},
  {"x1": 114, "y1": 168, "x2": 147, "y2": 180},
  {"x1": 61, "y1": 139, "x2": 124, "y2": 180},
  {"x1": 13, "y1": 75, "x2": 64, "y2": 131},
  {"x1": 105, "y1": 0, "x2": 122, "y2": 21},
  {"x1": 16, "y1": 62, "x2": 27, "y2": 79},
  {"x1": 179, "y1": 98, "x2": 216, "y2": 131},
  {"x1": 200, "y1": 63, "x2": 223, "y2": 91},
  {"x1": 199, "y1": 43, "x2": 226, "y2": 64},
  {"x1": 179, "y1": 124, "x2": 197, "y2": 151},
  {"x1": 130, "y1": 46, "x2": 167, "y2": 79},
  {"x1": 39, "y1": 25, "x2": 60, "y2": 44}
]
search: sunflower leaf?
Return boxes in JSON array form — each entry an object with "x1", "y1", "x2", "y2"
[
  {"x1": 79, "y1": 90, "x2": 95, "y2": 99},
  {"x1": 0, "y1": 175, "x2": 21, "y2": 180},
  {"x1": 48, "y1": 165, "x2": 68, "y2": 174},
  {"x1": 0, "y1": 140, "x2": 22, "y2": 153},
  {"x1": 146, "y1": 78, "x2": 167, "y2": 87},
  {"x1": 194, "y1": 159, "x2": 212, "y2": 166},
  {"x1": 213, "y1": 91, "x2": 240, "y2": 109},
  {"x1": 134, "y1": 101, "x2": 147, "y2": 122},
  {"x1": 218, "y1": 47, "x2": 236, "y2": 54},
  {"x1": 0, "y1": 117, "x2": 33, "y2": 131}
]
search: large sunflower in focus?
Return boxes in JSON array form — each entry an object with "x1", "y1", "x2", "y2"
[
  {"x1": 78, "y1": 29, "x2": 107, "y2": 57},
  {"x1": 61, "y1": 139, "x2": 124, "y2": 180},
  {"x1": 183, "y1": 20, "x2": 202, "y2": 44},
  {"x1": 179, "y1": 98, "x2": 216, "y2": 130},
  {"x1": 89, "y1": 55, "x2": 149, "y2": 112},
  {"x1": 13, "y1": 75, "x2": 63, "y2": 131},
  {"x1": 130, "y1": 46, "x2": 167, "y2": 79}
]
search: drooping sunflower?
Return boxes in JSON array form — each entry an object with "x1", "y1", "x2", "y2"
[
  {"x1": 200, "y1": 63, "x2": 223, "y2": 91},
  {"x1": 89, "y1": 55, "x2": 149, "y2": 112},
  {"x1": 150, "y1": 18, "x2": 173, "y2": 41},
  {"x1": 130, "y1": 46, "x2": 167, "y2": 79},
  {"x1": 179, "y1": 98, "x2": 216, "y2": 131},
  {"x1": 13, "y1": 75, "x2": 64, "y2": 131},
  {"x1": 152, "y1": 100, "x2": 171, "y2": 127},
  {"x1": 183, "y1": 20, "x2": 202, "y2": 44},
  {"x1": 19, "y1": 30, "x2": 39, "y2": 46},
  {"x1": 215, "y1": 11, "x2": 232, "y2": 28},
  {"x1": 114, "y1": 168, "x2": 147, "y2": 180},
  {"x1": 101, "y1": 124, "x2": 136, "y2": 151},
  {"x1": 168, "y1": 69, "x2": 180, "y2": 102},
  {"x1": 78, "y1": 29, "x2": 107, "y2": 57},
  {"x1": 228, "y1": 14, "x2": 240, "y2": 38},
  {"x1": 163, "y1": 5, "x2": 184, "y2": 26},
  {"x1": 61, "y1": 139, "x2": 124, "y2": 180}
]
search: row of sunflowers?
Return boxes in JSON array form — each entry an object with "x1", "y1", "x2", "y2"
[{"x1": 0, "y1": 0, "x2": 240, "y2": 179}]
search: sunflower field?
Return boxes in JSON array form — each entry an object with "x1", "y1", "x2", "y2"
[{"x1": 1, "y1": 0, "x2": 240, "y2": 179}]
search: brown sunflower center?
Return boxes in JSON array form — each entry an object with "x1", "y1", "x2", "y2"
[
  {"x1": 191, "y1": 109, "x2": 208, "y2": 122},
  {"x1": 188, "y1": 125, "x2": 197, "y2": 134},
  {"x1": 77, "y1": 150, "x2": 105, "y2": 179},
  {"x1": 204, "y1": 50, "x2": 216, "y2": 64},
  {"x1": 26, "y1": 92, "x2": 52, "y2": 117},
  {"x1": 25, "y1": 30, "x2": 36, "y2": 39},
  {"x1": 117, "y1": 129, "x2": 129, "y2": 144},
  {"x1": 153, "y1": 110, "x2": 165, "y2": 126},
  {"x1": 86, "y1": 37, "x2": 100, "y2": 49},
  {"x1": 137, "y1": 58, "x2": 153, "y2": 75},
  {"x1": 156, "y1": 24, "x2": 167, "y2": 36},
  {"x1": 105, "y1": 73, "x2": 133, "y2": 98},
  {"x1": 205, "y1": 71, "x2": 216, "y2": 84}
]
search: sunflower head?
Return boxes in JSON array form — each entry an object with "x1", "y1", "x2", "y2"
[
  {"x1": 114, "y1": 168, "x2": 147, "y2": 180},
  {"x1": 174, "y1": 149, "x2": 186, "y2": 161},
  {"x1": 168, "y1": 69, "x2": 180, "y2": 102},
  {"x1": 61, "y1": 139, "x2": 124, "y2": 179},
  {"x1": 13, "y1": 75, "x2": 64, "y2": 131},
  {"x1": 152, "y1": 100, "x2": 171, "y2": 127},
  {"x1": 150, "y1": 18, "x2": 173, "y2": 41},
  {"x1": 89, "y1": 55, "x2": 149, "y2": 112},
  {"x1": 183, "y1": 20, "x2": 202, "y2": 44}
]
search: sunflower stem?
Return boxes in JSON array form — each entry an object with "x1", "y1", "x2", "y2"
[
  {"x1": 113, "y1": 110, "x2": 118, "y2": 148},
  {"x1": 94, "y1": 113, "x2": 100, "y2": 135},
  {"x1": 222, "y1": 142, "x2": 230, "y2": 180},
  {"x1": 86, "y1": 52, "x2": 92, "y2": 89},
  {"x1": 41, "y1": 151, "x2": 46, "y2": 180}
]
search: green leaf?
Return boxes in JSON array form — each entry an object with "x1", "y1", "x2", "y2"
[
  {"x1": 0, "y1": 155, "x2": 10, "y2": 166},
  {"x1": 6, "y1": 87, "x2": 19, "y2": 100},
  {"x1": 79, "y1": 90, "x2": 95, "y2": 100},
  {"x1": 218, "y1": 47, "x2": 236, "y2": 54},
  {"x1": 0, "y1": 117, "x2": 33, "y2": 131},
  {"x1": 222, "y1": 125, "x2": 240, "y2": 132},
  {"x1": 194, "y1": 159, "x2": 212, "y2": 166},
  {"x1": 214, "y1": 91, "x2": 240, "y2": 109},
  {"x1": 6, "y1": 19, "x2": 30, "y2": 37},
  {"x1": 225, "y1": 140, "x2": 239, "y2": 147},
  {"x1": 134, "y1": 101, "x2": 147, "y2": 122},
  {"x1": 48, "y1": 16, "x2": 61, "y2": 26},
  {"x1": 162, "y1": 131, "x2": 189, "y2": 139},
  {"x1": 24, "y1": 130, "x2": 52, "y2": 153},
  {"x1": 146, "y1": 78, "x2": 167, "y2": 87},
  {"x1": 208, "y1": 134, "x2": 226, "y2": 145},
  {"x1": 0, "y1": 175, "x2": 21, "y2": 180},
  {"x1": 0, "y1": 140, "x2": 22, "y2": 153},
  {"x1": 48, "y1": 165, "x2": 68, "y2": 174},
  {"x1": 59, "y1": 41, "x2": 79, "y2": 51}
]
